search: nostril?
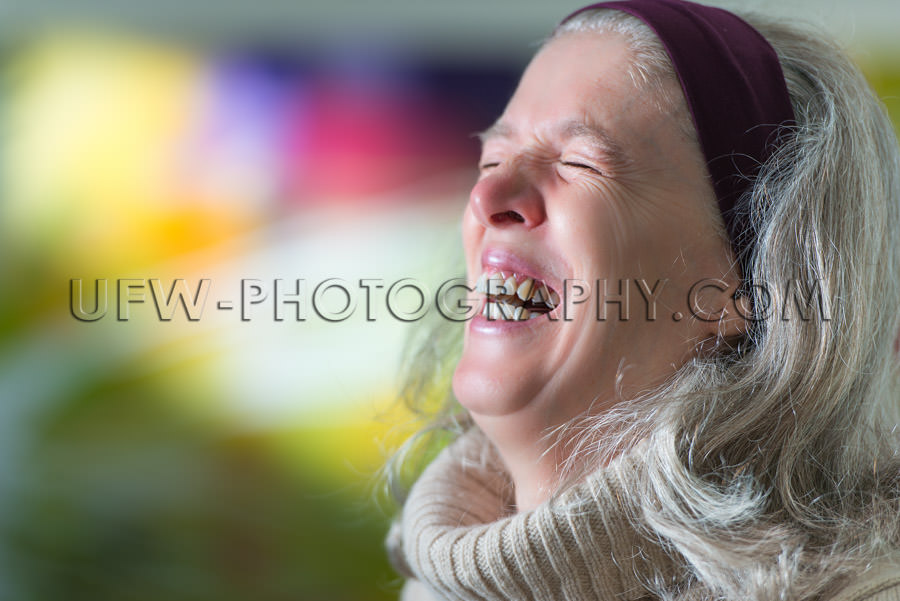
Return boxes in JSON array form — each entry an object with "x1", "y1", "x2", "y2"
[{"x1": 491, "y1": 210, "x2": 526, "y2": 225}]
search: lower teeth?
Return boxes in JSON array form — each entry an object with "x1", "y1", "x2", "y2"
[{"x1": 484, "y1": 301, "x2": 540, "y2": 321}]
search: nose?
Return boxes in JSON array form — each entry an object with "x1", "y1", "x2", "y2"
[{"x1": 469, "y1": 162, "x2": 546, "y2": 229}]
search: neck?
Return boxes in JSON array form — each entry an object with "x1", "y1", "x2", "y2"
[{"x1": 471, "y1": 412, "x2": 576, "y2": 511}]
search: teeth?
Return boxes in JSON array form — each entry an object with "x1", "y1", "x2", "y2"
[
  {"x1": 487, "y1": 274, "x2": 506, "y2": 296},
  {"x1": 479, "y1": 269, "x2": 557, "y2": 315},
  {"x1": 502, "y1": 276, "x2": 517, "y2": 296},
  {"x1": 482, "y1": 300, "x2": 533, "y2": 321},
  {"x1": 475, "y1": 273, "x2": 488, "y2": 293},
  {"x1": 516, "y1": 278, "x2": 534, "y2": 301},
  {"x1": 497, "y1": 301, "x2": 516, "y2": 320},
  {"x1": 547, "y1": 290, "x2": 560, "y2": 309}
]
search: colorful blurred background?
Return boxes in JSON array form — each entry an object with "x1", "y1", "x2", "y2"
[{"x1": 0, "y1": 1, "x2": 897, "y2": 600}]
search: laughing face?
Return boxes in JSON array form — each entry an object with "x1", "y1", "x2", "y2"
[{"x1": 452, "y1": 31, "x2": 743, "y2": 431}]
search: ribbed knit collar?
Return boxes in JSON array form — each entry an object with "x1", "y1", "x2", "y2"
[{"x1": 387, "y1": 428, "x2": 684, "y2": 601}]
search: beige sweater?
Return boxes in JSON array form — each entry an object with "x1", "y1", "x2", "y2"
[{"x1": 387, "y1": 429, "x2": 900, "y2": 601}]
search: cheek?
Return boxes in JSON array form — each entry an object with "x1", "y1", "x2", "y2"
[
  {"x1": 548, "y1": 186, "x2": 633, "y2": 268},
  {"x1": 461, "y1": 206, "x2": 484, "y2": 268}
]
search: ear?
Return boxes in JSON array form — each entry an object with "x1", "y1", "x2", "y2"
[
  {"x1": 718, "y1": 292, "x2": 750, "y2": 341},
  {"x1": 711, "y1": 249, "x2": 749, "y2": 342},
  {"x1": 695, "y1": 276, "x2": 749, "y2": 343}
]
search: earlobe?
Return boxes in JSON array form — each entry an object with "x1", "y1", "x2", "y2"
[
  {"x1": 716, "y1": 292, "x2": 751, "y2": 342},
  {"x1": 693, "y1": 279, "x2": 749, "y2": 344}
]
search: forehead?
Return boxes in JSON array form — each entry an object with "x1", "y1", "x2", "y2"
[
  {"x1": 527, "y1": 31, "x2": 636, "y2": 94},
  {"x1": 495, "y1": 31, "x2": 668, "y2": 153}
]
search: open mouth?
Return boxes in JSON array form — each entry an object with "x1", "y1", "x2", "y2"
[{"x1": 475, "y1": 270, "x2": 560, "y2": 321}]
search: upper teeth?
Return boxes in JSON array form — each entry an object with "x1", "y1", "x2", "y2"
[
  {"x1": 475, "y1": 270, "x2": 558, "y2": 321},
  {"x1": 516, "y1": 278, "x2": 534, "y2": 301}
]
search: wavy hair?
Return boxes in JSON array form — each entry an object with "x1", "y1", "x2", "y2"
[{"x1": 387, "y1": 9, "x2": 900, "y2": 601}]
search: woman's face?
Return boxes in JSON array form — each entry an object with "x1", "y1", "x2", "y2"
[{"x1": 452, "y1": 31, "x2": 741, "y2": 426}]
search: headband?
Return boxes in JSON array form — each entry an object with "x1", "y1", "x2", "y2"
[{"x1": 562, "y1": 0, "x2": 796, "y2": 275}]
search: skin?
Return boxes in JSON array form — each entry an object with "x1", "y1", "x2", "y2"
[{"x1": 451, "y1": 31, "x2": 745, "y2": 511}]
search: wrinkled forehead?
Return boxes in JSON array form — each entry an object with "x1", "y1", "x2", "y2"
[
  {"x1": 498, "y1": 31, "x2": 692, "y2": 160},
  {"x1": 548, "y1": 25, "x2": 694, "y2": 137}
]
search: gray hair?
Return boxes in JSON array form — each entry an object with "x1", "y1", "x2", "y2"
[{"x1": 387, "y1": 9, "x2": 900, "y2": 601}]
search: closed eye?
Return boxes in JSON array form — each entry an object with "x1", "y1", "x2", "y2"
[
  {"x1": 479, "y1": 162, "x2": 500, "y2": 170},
  {"x1": 561, "y1": 161, "x2": 602, "y2": 174}
]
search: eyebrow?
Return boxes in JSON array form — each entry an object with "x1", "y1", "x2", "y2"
[
  {"x1": 475, "y1": 121, "x2": 513, "y2": 143},
  {"x1": 475, "y1": 119, "x2": 629, "y2": 166}
]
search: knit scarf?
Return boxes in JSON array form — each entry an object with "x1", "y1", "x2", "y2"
[{"x1": 386, "y1": 428, "x2": 686, "y2": 601}]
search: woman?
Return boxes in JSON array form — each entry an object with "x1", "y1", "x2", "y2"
[{"x1": 386, "y1": 1, "x2": 900, "y2": 599}]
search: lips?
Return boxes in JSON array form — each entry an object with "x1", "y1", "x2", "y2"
[{"x1": 475, "y1": 269, "x2": 560, "y2": 321}]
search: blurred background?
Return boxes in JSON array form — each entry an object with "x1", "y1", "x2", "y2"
[{"x1": 0, "y1": 1, "x2": 897, "y2": 599}]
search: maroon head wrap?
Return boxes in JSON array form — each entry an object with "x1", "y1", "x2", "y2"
[{"x1": 562, "y1": 0, "x2": 796, "y2": 274}]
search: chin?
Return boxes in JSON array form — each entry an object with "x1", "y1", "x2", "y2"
[{"x1": 451, "y1": 347, "x2": 543, "y2": 418}]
